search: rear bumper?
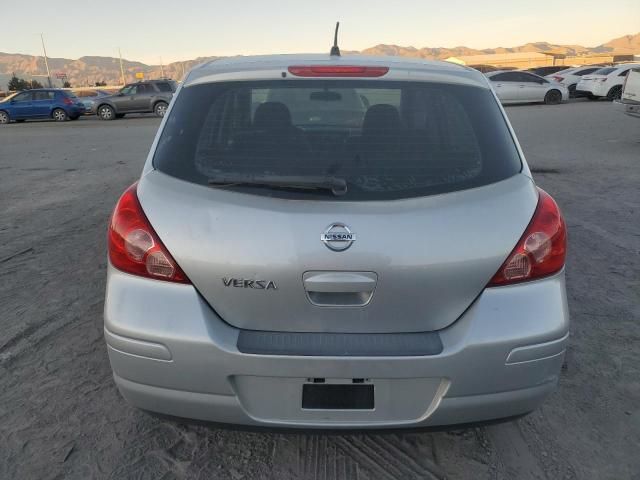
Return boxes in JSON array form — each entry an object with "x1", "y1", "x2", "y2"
[
  {"x1": 104, "y1": 265, "x2": 569, "y2": 429},
  {"x1": 67, "y1": 106, "x2": 86, "y2": 116},
  {"x1": 576, "y1": 83, "x2": 608, "y2": 97}
]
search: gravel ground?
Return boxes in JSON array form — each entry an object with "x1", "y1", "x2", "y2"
[{"x1": 0, "y1": 102, "x2": 638, "y2": 480}]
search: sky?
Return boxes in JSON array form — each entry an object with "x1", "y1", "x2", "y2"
[{"x1": 3, "y1": 0, "x2": 639, "y2": 64}]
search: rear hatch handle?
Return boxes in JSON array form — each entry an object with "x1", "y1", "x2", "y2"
[{"x1": 303, "y1": 271, "x2": 378, "y2": 307}]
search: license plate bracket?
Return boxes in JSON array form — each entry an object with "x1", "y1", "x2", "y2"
[{"x1": 302, "y1": 384, "x2": 374, "y2": 410}]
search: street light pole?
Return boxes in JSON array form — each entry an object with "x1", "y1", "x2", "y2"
[
  {"x1": 118, "y1": 48, "x2": 126, "y2": 86},
  {"x1": 40, "y1": 34, "x2": 52, "y2": 87}
]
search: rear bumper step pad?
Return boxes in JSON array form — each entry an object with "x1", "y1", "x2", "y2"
[{"x1": 237, "y1": 330, "x2": 443, "y2": 356}]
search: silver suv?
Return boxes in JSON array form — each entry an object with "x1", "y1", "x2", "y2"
[
  {"x1": 96, "y1": 80, "x2": 176, "y2": 120},
  {"x1": 104, "y1": 55, "x2": 569, "y2": 429}
]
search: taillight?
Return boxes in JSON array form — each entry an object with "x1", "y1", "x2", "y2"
[
  {"x1": 63, "y1": 97, "x2": 73, "y2": 105},
  {"x1": 488, "y1": 188, "x2": 566, "y2": 286},
  {"x1": 553, "y1": 76, "x2": 564, "y2": 82},
  {"x1": 108, "y1": 183, "x2": 190, "y2": 283},
  {"x1": 288, "y1": 65, "x2": 389, "y2": 77}
]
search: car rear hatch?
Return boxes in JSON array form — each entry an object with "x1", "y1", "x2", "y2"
[{"x1": 139, "y1": 66, "x2": 537, "y2": 333}]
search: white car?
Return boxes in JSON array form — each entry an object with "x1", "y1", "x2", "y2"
[
  {"x1": 103, "y1": 53, "x2": 569, "y2": 429},
  {"x1": 576, "y1": 64, "x2": 640, "y2": 101},
  {"x1": 614, "y1": 68, "x2": 640, "y2": 118},
  {"x1": 545, "y1": 65, "x2": 603, "y2": 97},
  {"x1": 486, "y1": 71, "x2": 569, "y2": 105}
]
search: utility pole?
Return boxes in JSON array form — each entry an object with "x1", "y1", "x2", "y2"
[
  {"x1": 159, "y1": 57, "x2": 165, "y2": 78},
  {"x1": 40, "y1": 34, "x2": 52, "y2": 87},
  {"x1": 118, "y1": 48, "x2": 126, "y2": 85}
]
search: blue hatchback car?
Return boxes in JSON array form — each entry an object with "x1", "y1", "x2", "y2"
[{"x1": 0, "y1": 89, "x2": 86, "y2": 124}]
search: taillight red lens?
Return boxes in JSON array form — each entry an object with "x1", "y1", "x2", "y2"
[
  {"x1": 288, "y1": 65, "x2": 389, "y2": 77},
  {"x1": 63, "y1": 97, "x2": 73, "y2": 105},
  {"x1": 108, "y1": 183, "x2": 190, "y2": 283},
  {"x1": 489, "y1": 188, "x2": 566, "y2": 286},
  {"x1": 553, "y1": 76, "x2": 564, "y2": 82}
]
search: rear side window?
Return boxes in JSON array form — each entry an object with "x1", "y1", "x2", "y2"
[
  {"x1": 155, "y1": 82, "x2": 173, "y2": 92},
  {"x1": 154, "y1": 80, "x2": 521, "y2": 201},
  {"x1": 593, "y1": 68, "x2": 616, "y2": 75},
  {"x1": 137, "y1": 84, "x2": 154, "y2": 94},
  {"x1": 576, "y1": 67, "x2": 599, "y2": 76},
  {"x1": 519, "y1": 73, "x2": 546, "y2": 84},
  {"x1": 33, "y1": 91, "x2": 54, "y2": 100},
  {"x1": 490, "y1": 73, "x2": 516, "y2": 82}
]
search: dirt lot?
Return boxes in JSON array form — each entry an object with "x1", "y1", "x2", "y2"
[{"x1": 0, "y1": 102, "x2": 638, "y2": 480}]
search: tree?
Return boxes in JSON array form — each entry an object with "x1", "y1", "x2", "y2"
[
  {"x1": 30, "y1": 80, "x2": 44, "y2": 89},
  {"x1": 62, "y1": 81, "x2": 72, "y2": 88},
  {"x1": 94, "y1": 80, "x2": 107, "y2": 87},
  {"x1": 7, "y1": 73, "x2": 29, "y2": 91}
]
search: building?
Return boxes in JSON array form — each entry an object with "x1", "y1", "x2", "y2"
[
  {"x1": 446, "y1": 52, "x2": 555, "y2": 69},
  {"x1": 446, "y1": 51, "x2": 638, "y2": 69}
]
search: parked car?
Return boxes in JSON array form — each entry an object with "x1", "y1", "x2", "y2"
[
  {"x1": 575, "y1": 64, "x2": 640, "y2": 100},
  {"x1": 486, "y1": 70, "x2": 569, "y2": 104},
  {"x1": 95, "y1": 80, "x2": 177, "y2": 120},
  {"x1": 0, "y1": 89, "x2": 85, "y2": 124},
  {"x1": 545, "y1": 65, "x2": 604, "y2": 97},
  {"x1": 73, "y1": 89, "x2": 112, "y2": 114},
  {"x1": 614, "y1": 67, "x2": 640, "y2": 118},
  {"x1": 527, "y1": 66, "x2": 570, "y2": 76},
  {"x1": 104, "y1": 54, "x2": 568, "y2": 429}
]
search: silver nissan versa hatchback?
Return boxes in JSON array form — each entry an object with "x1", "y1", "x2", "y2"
[{"x1": 104, "y1": 53, "x2": 569, "y2": 429}]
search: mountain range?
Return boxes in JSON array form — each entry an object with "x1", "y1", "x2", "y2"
[{"x1": 1, "y1": 32, "x2": 638, "y2": 89}]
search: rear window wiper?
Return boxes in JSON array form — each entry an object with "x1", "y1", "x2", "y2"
[{"x1": 208, "y1": 174, "x2": 348, "y2": 196}]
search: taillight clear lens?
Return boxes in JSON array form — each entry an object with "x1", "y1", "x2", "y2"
[
  {"x1": 489, "y1": 188, "x2": 566, "y2": 286},
  {"x1": 108, "y1": 183, "x2": 190, "y2": 283}
]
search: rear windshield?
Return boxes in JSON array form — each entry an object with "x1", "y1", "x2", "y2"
[
  {"x1": 153, "y1": 80, "x2": 521, "y2": 201},
  {"x1": 593, "y1": 68, "x2": 616, "y2": 75}
]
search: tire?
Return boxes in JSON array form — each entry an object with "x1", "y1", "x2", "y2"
[
  {"x1": 154, "y1": 101, "x2": 168, "y2": 117},
  {"x1": 52, "y1": 108, "x2": 68, "y2": 122},
  {"x1": 606, "y1": 85, "x2": 622, "y2": 101},
  {"x1": 568, "y1": 84, "x2": 577, "y2": 98},
  {"x1": 544, "y1": 89, "x2": 562, "y2": 105},
  {"x1": 0, "y1": 110, "x2": 9, "y2": 124},
  {"x1": 97, "y1": 104, "x2": 116, "y2": 121}
]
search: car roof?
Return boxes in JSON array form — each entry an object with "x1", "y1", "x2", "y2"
[
  {"x1": 601, "y1": 63, "x2": 640, "y2": 73},
  {"x1": 185, "y1": 54, "x2": 489, "y2": 89}
]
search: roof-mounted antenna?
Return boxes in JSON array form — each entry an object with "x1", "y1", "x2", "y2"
[{"x1": 330, "y1": 22, "x2": 341, "y2": 57}]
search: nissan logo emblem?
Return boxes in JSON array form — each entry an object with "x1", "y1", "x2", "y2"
[{"x1": 321, "y1": 223, "x2": 356, "y2": 251}]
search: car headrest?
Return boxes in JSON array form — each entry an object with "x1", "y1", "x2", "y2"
[
  {"x1": 362, "y1": 104, "x2": 402, "y2": 136},
  {"x1": 253, "y1": 102, "x2": 293, "y2": 129}
]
